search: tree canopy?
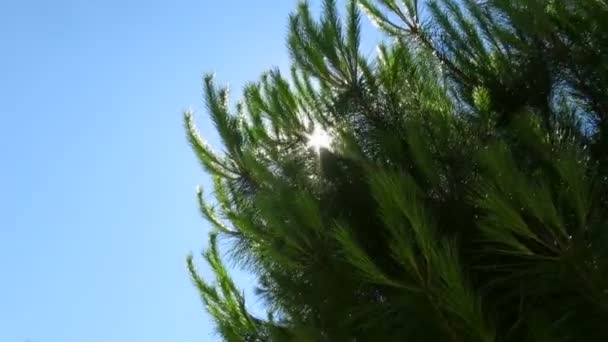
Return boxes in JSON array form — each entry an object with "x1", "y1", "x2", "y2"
[{"x1": 185, "y1": 0, "x2": 608, "y2": 340}]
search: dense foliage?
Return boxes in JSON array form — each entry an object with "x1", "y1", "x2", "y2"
[{"x1": 185, "y1": 0, "x2": 608, "y2": 340}]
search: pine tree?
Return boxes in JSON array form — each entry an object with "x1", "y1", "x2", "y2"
[{"x1": 185, "y1": 0, "x2": 608, "y2": 340}]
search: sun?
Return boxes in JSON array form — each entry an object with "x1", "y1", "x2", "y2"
[{"x1": 306, "y1": 126, "x2": 333, "y2": 153}]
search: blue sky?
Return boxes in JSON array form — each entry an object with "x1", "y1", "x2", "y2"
[
  {"x1": 0, "y1": 1, "x2": 381, "y2": 341},
  {"x1": 0, "y1": 1, "x2": 298, "y2": 341}
]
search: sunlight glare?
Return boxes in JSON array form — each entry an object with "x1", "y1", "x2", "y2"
[{"x1": 306, "y1": 126, "x2": 333, "y2": 153}]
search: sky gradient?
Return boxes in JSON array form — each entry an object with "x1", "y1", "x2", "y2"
[{"x1": 0, "y1": 1, "x2": 295, "y2": 341}]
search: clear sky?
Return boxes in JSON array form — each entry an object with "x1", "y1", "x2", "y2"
[{"x1": 0, "y1": 1, "x2": 382, "y2": 341}]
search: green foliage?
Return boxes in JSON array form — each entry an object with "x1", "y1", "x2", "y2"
[{"x1": 186, "y1": 0, "x2": 608, "y2": 340}]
